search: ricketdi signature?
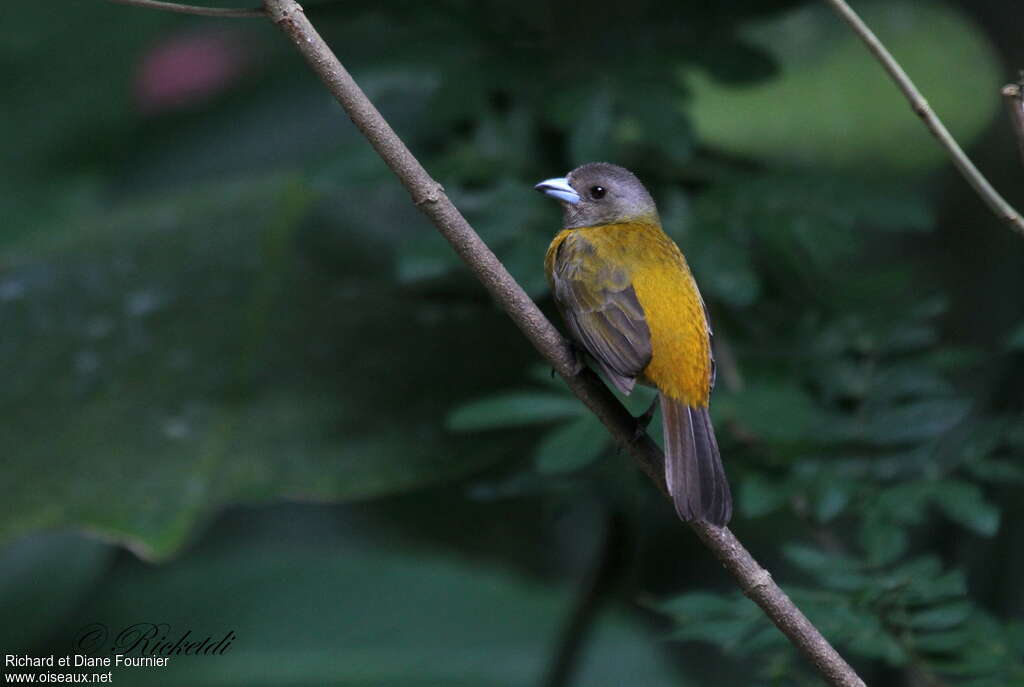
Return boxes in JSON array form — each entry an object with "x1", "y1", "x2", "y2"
[{"x1": 76, "y1": 623, "x2": 236, "y2": 657}]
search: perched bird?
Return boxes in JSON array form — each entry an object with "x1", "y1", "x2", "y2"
[{"x1": 536, "y1": 163, "x2": 732, "y2": 526}]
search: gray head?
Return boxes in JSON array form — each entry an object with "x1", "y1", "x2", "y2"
[{"x1": 535, "y1": 162, "x2": 658, "y2": 229}]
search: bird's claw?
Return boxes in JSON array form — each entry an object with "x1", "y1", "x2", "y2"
[
  {"x1": 568, "y1": 340, "x2": 586, "y2": 375},
  {"x1": 552, "y1": 341, "x2": 586, "y2": 378},
  {"x1": 632, "y1": 397, "x2": 659, "y2": 442}
]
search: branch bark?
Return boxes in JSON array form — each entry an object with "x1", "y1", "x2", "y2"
[
  {"x1": 822, "y1": 0, "x2": 1024, "y2": 237},
  {"x1": 259, "y1": 2, "x2": 866, "y2": 685},
  {"x1": 107, "y1": 0, "x2": 264, "y2": 18}
]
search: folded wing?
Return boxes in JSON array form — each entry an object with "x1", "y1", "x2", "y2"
[{"x1": 547, "y1": 231, "x2": 652, "y2": 395}]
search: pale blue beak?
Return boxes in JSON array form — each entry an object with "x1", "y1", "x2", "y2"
[{"x1": 534, "y1": 177, "x2": 580, "y2": 204}]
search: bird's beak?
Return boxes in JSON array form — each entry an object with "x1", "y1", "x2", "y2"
[{"x1": 534, "y1": 177, "x2": 580, "y2": 205}]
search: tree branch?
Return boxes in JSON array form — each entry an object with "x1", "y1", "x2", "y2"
[
  {"x1": 256, "y1": 2, "x2": 866, "y2": 685},
  {"x1": 1002, "y1": 76, "x2": 1024, "y2": 167},
  {"x1": 107, "y1": 0, "x2": 265, "y2": 18},
  {"x1": 822, "y1": 0, "x2": 1024, "y2": 237},
  {"x1": 542, "y1": 509, "x2": 626, "y2": 687}
]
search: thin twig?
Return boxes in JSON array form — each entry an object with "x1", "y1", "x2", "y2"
[
  {"x1": 1002, "y1": 76, "x2": 1024, "y2": 167},
  {"x1": 107, "y1": 0, "x2": 265, "y2": 18},
  {"x1": 822, "y1": 0, "x2": 1024, "y2": 237},
  {"x1": 258, "y1": 2, "x2": 867, "y2": 685},
  {"x1": 542, "y1": 510, "x2": 626, "y2": 687}
]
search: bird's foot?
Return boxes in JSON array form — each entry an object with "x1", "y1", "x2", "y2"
[
  {"x1": 568, "y1": 341, "x2": 585, "y2": 376},
  {"x1": 632, "y1": 397, "x2": 659, "y2": 442},
  {"x1": 551, "y1": 340, "x2": 586, "y2": 378}
]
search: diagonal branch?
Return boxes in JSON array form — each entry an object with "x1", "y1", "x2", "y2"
[
  {"x1": 107, "y1": 0, "x2": 265, "y2": 18},
  {"x1": 258, "y1": 2, "x2": 866, "y2": 685},
  {"x1": 822, "y1": 0, "x2": 1024, "y2": 237}
]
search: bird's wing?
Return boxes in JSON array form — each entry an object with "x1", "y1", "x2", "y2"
[{"x1": 548, "y1": 231, "x2": 652, "y2": 395}]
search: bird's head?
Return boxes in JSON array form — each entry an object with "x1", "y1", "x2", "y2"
[{"x1": 535, "y1": 162, "x2": 658, "y2": 229}]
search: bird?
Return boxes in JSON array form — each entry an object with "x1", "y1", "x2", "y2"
[{"x1": 535, "y1": 162, "x2": 732, "y2": 526}]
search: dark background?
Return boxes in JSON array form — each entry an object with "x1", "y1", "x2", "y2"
[{"x1": 1, "y1": 0, "x2": 1023, "y2": 684}]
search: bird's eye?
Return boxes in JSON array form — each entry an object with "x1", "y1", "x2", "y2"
[{"x1": 589, "y1": 186, "x2": 606, "y2": 200}]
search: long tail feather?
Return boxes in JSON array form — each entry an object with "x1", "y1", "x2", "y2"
[{"x1": 661, "y1": 393, "x2": 732, "y2": 526}]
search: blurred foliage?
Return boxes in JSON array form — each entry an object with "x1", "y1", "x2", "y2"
[
  {"x1": 1, "y1": 0, "x2": 1023, "y2": 685},
  {"x1": 7, "y1": 509, "x2": 686, "y2": 686},
  {"x1": 685, "y1": 2, "x2": 1002, "y2": 171}
]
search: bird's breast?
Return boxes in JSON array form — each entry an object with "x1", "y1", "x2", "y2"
[{"x1": 547, "y1": 222, "x2": 712, "y2": 406}]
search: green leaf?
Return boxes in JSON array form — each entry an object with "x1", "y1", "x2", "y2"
[
  {"x1": 899, "y1": 568, "x2": 967, "y2": 605},
  {"x1": 685, "y1": 1, "x2": 1001, "y2": 173},
  {"x1": 906, "y1": 601, "x2": 972, "y2": 631},
  {"x1": 873, "y1": 483, "x2": 931, "y2": 525},
  {"x1": 857, "y1": 399, "x2": 971, "y2": 445},
  {"x1": 534, "y1": 416, "x2": 609, "y2": 474},
  {"x1": 447, "y1": 392, "x2": 584, "y2": 431},
  {"x1": 846, "y1": 622, "x2": 908, "y2": 665},
  {"x1": 782, "y1": 544, "x2": 835, "y2": 573},
  {"x1": 660, "y1": 591, "x2": 741, "y2": 618},
  {"x1": 789, "y1": 588, "x2": 906, "y2": 664},
  {"x1": 716, "y1": 381, "x2": 821, "y2": 443},
  {"x1": 0, "y1": 179, "x2": 520, "y2": 559},
  {"x1": 783, "y1": 544, "x2": 865, "y2": 583},
  {"x1": 669, "y1": 617, "x2": 761, "y2": 651},
  {"x1": 911, "y1": 627, "x2": 972, "y2": 652},
  {"x1": 884, "y1": 556, "x2": 944, "y2": 589},
  {"x1": 40, "y1": 509, "x2": 688, "y2": 687},
  {"x1": 965, "y1": 458, "x2": 1024, "y2": 484},
  {"x1": 873, "y1": 363, "x2": 954, "y2": 400},
  {"x1": 739, "y1": 472, "x2": 789, "y2": 518},
  {"x1": 814, "y1": 482, "x2": 851, "y2": 522},
  {"x1": 660, "y1": 592, "x2": 763, "y2": 652},
  {"x1": 859, "y1": 509, "x2": 908, "y2": 566},
  {"x1": 930, "y1": 480, "x2": 1000, "y2": 536}
]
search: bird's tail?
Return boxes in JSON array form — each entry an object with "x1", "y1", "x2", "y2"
[{"x1": 660, "y1": 393, "x2": 732, "y2": 526}]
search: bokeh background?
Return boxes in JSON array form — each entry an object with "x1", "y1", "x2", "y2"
[{"x1": 2, "y1": 1, "x2": 1023, "y2": 685}]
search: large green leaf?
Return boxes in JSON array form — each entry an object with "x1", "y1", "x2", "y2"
[
  {"x1": 714, "y1": 381, "x2": 823, "y2": 443},
  {"x1": 685, "y1": 0, "x2": 1001, "y2": 172},
  {"x1": 21, "y1": 517, "x2": 689, "y2": 686},
  {"x1": 447, "y1": 392, "x2": 585, "y2": 431},
  {"x1": 0, "y1": 178, "x2": 525, "y2": 560},
  {"x1": 929, "y1": 480, "x2": 1000, "y2": 537},
  {"x1": 534, "y1": 415, "x2": 610, "y2": 474}
]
